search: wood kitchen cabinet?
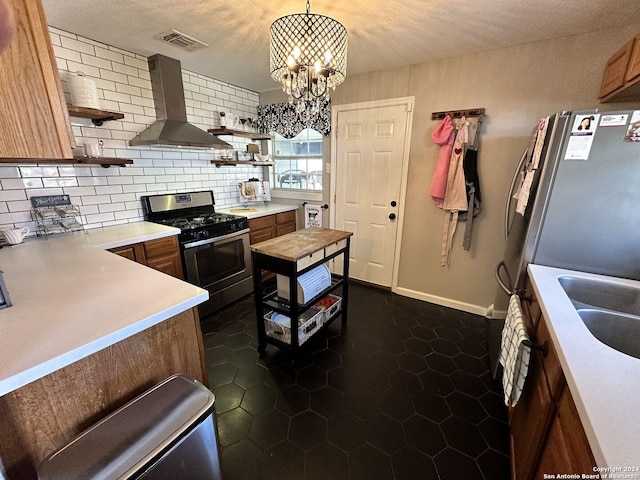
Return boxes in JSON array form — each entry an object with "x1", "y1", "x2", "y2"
[
  {"x1": 248, "y1": 210, "x2": 297, "y2": 245},
  {"x1": 0, "y1": 0, "x2": 75, "y2": 159},
  {"x1": 509, "y1": 279, "x2": 596, "y2": 479},
  {"x1": 109, "y1": 236, "x2": 184, "y2": 279},
  {"x1": 599, "y1": 31, "x2": 640, "y2": 102}
]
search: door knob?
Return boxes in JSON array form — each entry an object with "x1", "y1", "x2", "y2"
[
  {"x1": 389, "y1": 213, "x2": 396, "y2": 220},
  {"x1": 390, "y1": 201, "x2": 397, "y2": 207}
]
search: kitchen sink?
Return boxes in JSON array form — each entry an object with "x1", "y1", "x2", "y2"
[
  {"x1": 576, "y1": 309, "x2": 640, "y2": 360},
  {"x1": 558, "y1": 275, "x2": 640, "y2": 316},
  {"x1": 558, "y1": 275, "x2": 640, "y2": 359}
]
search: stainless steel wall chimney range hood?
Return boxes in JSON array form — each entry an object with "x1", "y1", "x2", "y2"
[{"x1": 129, "y1": 54, "x2": 232, "y2": 149}]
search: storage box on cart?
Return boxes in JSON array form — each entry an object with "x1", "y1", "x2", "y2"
[
  {"x1": 314, "y1": 294, "x2": 342, "y2": 323},
  {"x1": 263, "y1": 308, "x2": 324, "y2": 345}
]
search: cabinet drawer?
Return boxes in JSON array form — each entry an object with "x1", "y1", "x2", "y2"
[
  {"x1": 250, "y1": 215, "x2": 276, "y2": 231},
  {"x1": 276, "y1": 210, "x2": 296, "y2": 225},
  {"x1": 250, "y1": 226, "x2": 276, "y2": 245},
  {"x1": 143, "y1": 236, "x2": 179, "y2": 260},
  {"x1": 296, "y1": 250, "x2": 325, "y2": 272},
  {"x1": 325, "y1": 239, "x2": 347, "y2": 257},
  {"x1": 276, "y1": 222, "x2": 296, "y2": 236}
]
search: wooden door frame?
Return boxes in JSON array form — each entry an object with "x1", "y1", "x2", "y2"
[{"x1": 330, "y1": 96, "x2": 415, "y2": 292}]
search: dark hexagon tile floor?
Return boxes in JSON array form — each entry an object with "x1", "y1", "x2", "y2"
[{"x1": 200, "y1": 282, "x2": 509, "y2": 480}]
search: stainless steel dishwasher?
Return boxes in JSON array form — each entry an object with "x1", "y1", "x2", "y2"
[{"x1": 38, "y1": 375, "x2": 222, "y2": 480}]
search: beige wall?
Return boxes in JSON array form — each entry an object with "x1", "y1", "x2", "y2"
[{"x1": 262, "y1": 23, "x2": 640, "y2": 314}]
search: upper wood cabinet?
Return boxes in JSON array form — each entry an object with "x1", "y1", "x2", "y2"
[
  {"x1": 599, "y1": 31, "x2": 640, "y2": 102},
  {"x1": 0, "y1": 0, "x2": 75, "y2": 159}
]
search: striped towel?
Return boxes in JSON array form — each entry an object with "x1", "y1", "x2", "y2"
[{"x1": 499, "y1": 295, "x2": 531, "y2": 407}]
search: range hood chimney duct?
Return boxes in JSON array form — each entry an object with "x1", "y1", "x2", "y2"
[{"x1": 129, "y1": 54, "x2": 231, "y2": 149}]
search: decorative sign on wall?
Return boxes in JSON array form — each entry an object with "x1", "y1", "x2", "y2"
[
  {"x1": 257, "y1": 98, "x2": 331, "y2": 139},
  {"x1": 30, "y1": 195, "x2": 71, "y2": 208}
]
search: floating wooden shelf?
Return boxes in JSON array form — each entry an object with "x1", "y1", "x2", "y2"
[
  {"x1": 0, "y1": 157, "x2": 133, "y2": 167},
  {"x1": 207, "y1": 128, "x2": 272, "y2": 140},
  {"x1": 67, "y1": 105, "x2": 125, "y2": 126},
  {"x1": 210, "y1": 160, "x2": 275, "y2": 168}
]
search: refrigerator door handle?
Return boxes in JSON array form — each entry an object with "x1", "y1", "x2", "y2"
[
  {"x1": 495, "y1": 261, "x2": 513, "y2": 296},
  {"x1": 504, "y1": 149, "x2": 529, "y2": 241}
]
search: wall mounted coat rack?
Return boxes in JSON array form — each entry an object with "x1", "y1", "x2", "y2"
[{"x1": 431, "y1": 108, "x2": 485, "y2": 121}]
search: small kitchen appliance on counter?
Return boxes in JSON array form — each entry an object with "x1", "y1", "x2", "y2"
[{"x1": 142, "y1": 190, "x2": 252, "y2": 317}]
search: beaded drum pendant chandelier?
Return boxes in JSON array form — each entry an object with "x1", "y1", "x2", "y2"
[{"x1": 270, "y1": 0, "x2": 348, "y2": 112}]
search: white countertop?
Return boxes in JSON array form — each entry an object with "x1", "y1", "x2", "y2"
[
  {"x1": 0, "y1": 222, "x2": 208, "y2": 397},
  {"x1": 217, "y1": 203, "x2": 298, "y2": 219},
  {"x1": 528, "y1": 264, "x2": 640, "y2": 468}
]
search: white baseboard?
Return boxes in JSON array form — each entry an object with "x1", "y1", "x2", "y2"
[{"x1": 393, "y1": 286, "x2": 493, "y2": 317}]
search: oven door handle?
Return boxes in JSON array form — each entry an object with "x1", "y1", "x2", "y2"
[{"x1": 183, "y1": 228, "x2": 250, "y2": 249}]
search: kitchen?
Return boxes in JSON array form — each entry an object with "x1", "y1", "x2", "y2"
[{"x1": 1, "y1": 0, "x2": 640, "y2": 479}]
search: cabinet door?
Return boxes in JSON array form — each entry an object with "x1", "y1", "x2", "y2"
[
  {"x1": 0, "y1": 0, "x2": 74, "y2": 158},
  {"x1": 599, "y1": 38, "x2": 634, "y2": 99},
  {"x1": 537, "y1": 314, "x2": 565, "y2": 399},
  {"x1": 625, "y1": 33, "x2": 640, "y2": 83},
  {"x1": 143, "y1": 236, "x2": 180, "y2": 260},
  {"x1": 510, "y1": 349, "x2": 555, "y2": 480},
  {"x1": 110, "y1": 246, "x2": 137, "y2": 261},
  {"x1": 143, "y1": 236, "x2": 183, "y2": 279},
  {"x1": 109, "y1": 243, "x2": 146, "y2": 264},
  {"x1": 535, "y1": 385, "x2": 596, "y2": 477},
  {"x1": 146, "y1": 254, "x2": 184, "y2": 279},
  {"x1": 249, "y1": 215, "x2": 277, "y2": 245},
  {"x1": 276, "y1": 210, "x2": 297, "y2": 236}
]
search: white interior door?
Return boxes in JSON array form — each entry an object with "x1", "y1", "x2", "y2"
[{"x1": 333, "y1": 100, "x2": 412, "y2": 287}]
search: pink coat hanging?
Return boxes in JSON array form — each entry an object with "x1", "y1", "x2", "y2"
[{"x1": 429, "y1": 115, "x2": 456, "y2": 204}]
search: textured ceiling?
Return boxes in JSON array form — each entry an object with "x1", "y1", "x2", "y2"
[{"x1": 41, "y1": 0, "x2": 640, "y2": 94}]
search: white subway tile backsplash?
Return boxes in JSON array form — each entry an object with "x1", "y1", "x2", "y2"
[
  {"x1": 66, "y1": 61, "x2": 100, "y2": 78},
  {"x1": 107, "y1": 176, "x2": 134, "y2": 186},
  {"x1": 81, "y1": 195, "x2": 111, "y2": 206},
  {"x1": 0, "y1": 167, "x2": 21, "y2": 178},
  {"x1": 2, "y1": 178, "x2": 43, "y2": 189},
  {"x1": 94, "y1": 46, "x2": 124, "y2": 64},
  {"x1": 42, "y1": 178, "x2": 79, "y2": 188},
  {"x1": 98, "y1": 202, "x2": 125, "y2": 213},
  {"x1": 7, "y1": 200, "x2": 32, "y2": 212},
  {"x1": 53, "y1": 45, "x2": 81, "y2": 63},
  {"x1": 60, "y1": 36, "x2": 95, "y2": 55},
  {"x1": 95, "y1": 185, "x2": 123, "y2": 195},
  {"x1": 0, "y1": 29, "x2": 261, "y2": 230},
  {"x1": 85, "y1": 212, "x2": 116, "y2": 224},
  {"x1": 64, "y1": 186, "x2": 97, "y2": 197},
  {"x1": 80, "y1": 53, "x2": 112, "y2": 70},
  {"x1": 0, "y1": 190, "x2": 27, "y2": 201}
]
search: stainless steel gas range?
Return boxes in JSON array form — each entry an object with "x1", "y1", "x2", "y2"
[{"x1": 141, "y1": 191, "x2": 252, "y2": 317}]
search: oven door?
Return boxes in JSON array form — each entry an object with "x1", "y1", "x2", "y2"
[{"x1": 182, "y1": 229, "x2": 252, "y2": 295}]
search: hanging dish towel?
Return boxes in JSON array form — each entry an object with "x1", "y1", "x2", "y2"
[
  {"x1": 429, "y1": 115, "x2": 456, "y2": 204},
  {"x1": 499, "y1": 295, "x2": 532, "y2": 406}
]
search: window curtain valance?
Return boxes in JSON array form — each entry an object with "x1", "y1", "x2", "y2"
[{"x1": 257, "y1": 98, "x2": 331, "y2": 139}]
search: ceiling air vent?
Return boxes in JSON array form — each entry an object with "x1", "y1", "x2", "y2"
[{"x1": 158, "y1": 30, "x2": 209, "y2": 51}]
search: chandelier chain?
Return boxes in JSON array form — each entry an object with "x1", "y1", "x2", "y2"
[{"x1": 306, "y1": 0, "x2": 310, "y2": 15}]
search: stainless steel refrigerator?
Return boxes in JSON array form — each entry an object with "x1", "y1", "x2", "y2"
[{"x1": 490, "y1": 109, "x2": 640, "y2": 374}]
